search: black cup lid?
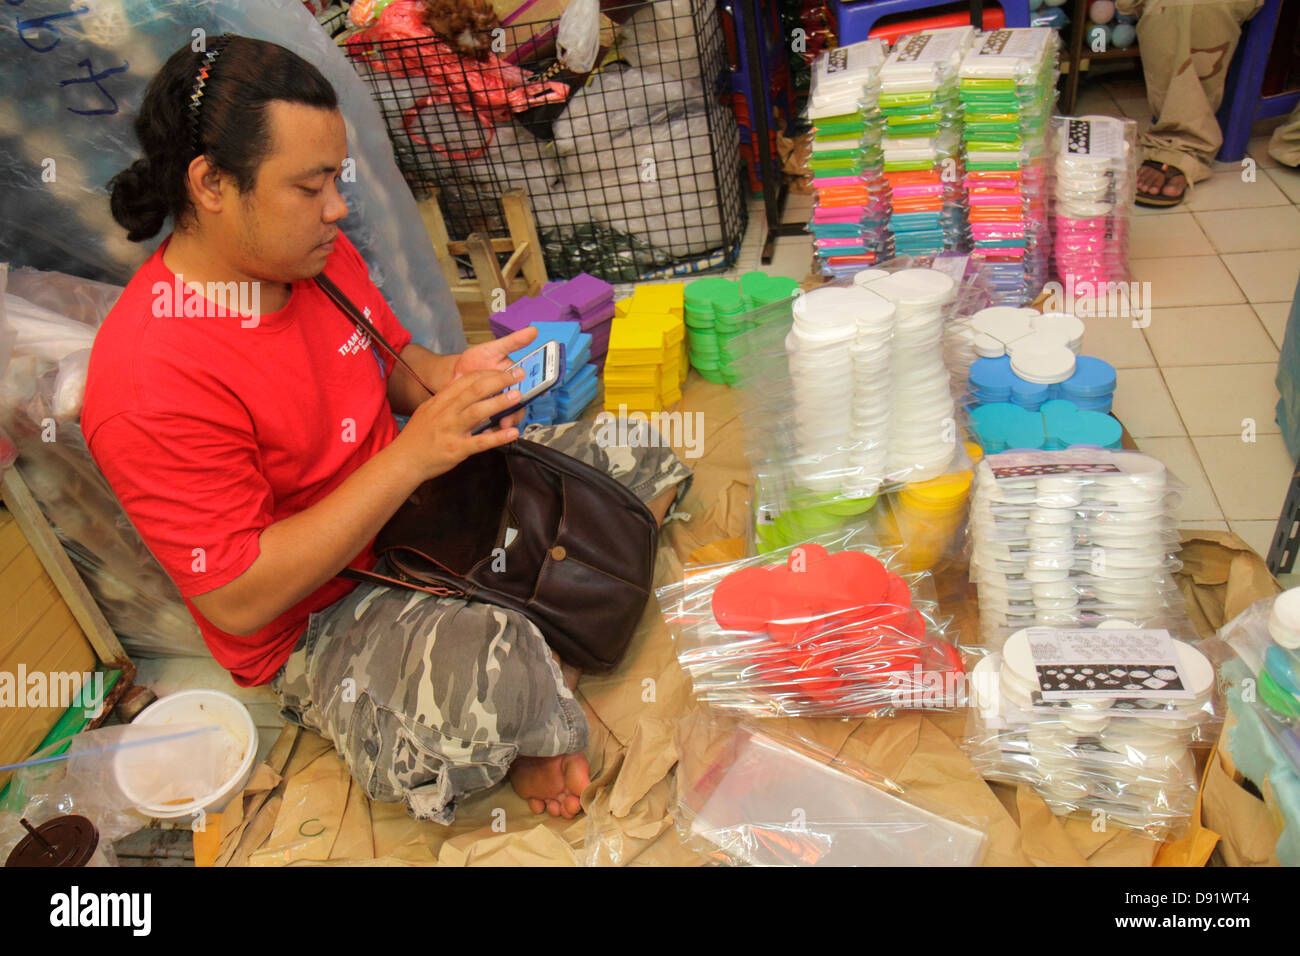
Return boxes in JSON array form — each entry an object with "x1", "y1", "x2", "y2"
[{"x1": 6, "y1": 815, "x2": 99, "y2": 867}]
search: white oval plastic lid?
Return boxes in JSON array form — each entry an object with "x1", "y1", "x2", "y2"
[
  {"x1": 1003, "y1": 629, "x2": 1214, "y2": 702},
  {"x1": 1268, "y1": 587, "x2": 1300, "y2": 649},
  {"x1": 794, "y1": 285, "x2": 893, "y2": 333},
  {"x1": 1010, "y1": 345, "x2": 1077, "y2": 384},
  {"x1": 973, "y1": 333, "x2": 1007, "y2": 357},
  {"x1": 863, "y1": 267, "x2": 956, "y2": 309},
  {"x1": 1095, "y1": 452, "x2": 1165, "y2": 481}
]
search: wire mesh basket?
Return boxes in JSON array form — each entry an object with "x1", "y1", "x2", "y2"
[{"x1": 344, "y1": 0, "x2": 747, "y2": 282}]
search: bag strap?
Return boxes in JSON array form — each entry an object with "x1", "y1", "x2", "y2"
[
  {"x1": 338, "y1": 565, "x2": 464, "y2": 598},
  {"x1": 314, "y1": 272, "x2": 436, "y2": 398}
]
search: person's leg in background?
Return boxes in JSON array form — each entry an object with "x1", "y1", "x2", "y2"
[
  {"x1": 1121, "y1": 0, "x2": 1265, "y2": 203},
  {"x1": 1268, "y1": 99, "x2": 1300, "y2": 167}
]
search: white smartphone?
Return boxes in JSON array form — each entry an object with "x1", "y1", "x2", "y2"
[{"x1": 471, "y1": 340, "x2": 563, "y2": 435}]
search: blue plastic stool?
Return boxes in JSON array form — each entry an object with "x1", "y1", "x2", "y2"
[
  {"x1": 830, "y1": 0, "x2": 1032, "y2": 44},
  {"x1": 1216, "y1": 0, "x2": 1300, "y2": 162}
]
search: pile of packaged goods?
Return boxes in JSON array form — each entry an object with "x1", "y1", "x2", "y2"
[
  {"x1": 602, "y1": 310, "x2": 684, "y2": 414},
  {"x1": 969, "y1": 449, "x2": 1186, "y2": 645},
  {"x1": 779, "y1": 267, "x2": 960, "y2": 502},
  {"x1": 878, "y1": 27, "x2": 975, "y2": 257},
  {"x1": 491, "y1": 272, "x2": 616, "y2": 368},
  {"x1": 958, "y1": 28, "x2": 1059, "y2": 305},
  {"x1": 1051, "y1": 114, "x2": 1138, "y2": 296},
  {"x1": 1215, "y1": 590, "x2": 1300, "y2": 864},
  {"x1": 806, "y1": 40, "x2": 893, "y2": 277},
  {"x1": 681, "y1": 273, "x2": 800, "y2": 385},
  {"x1": 508, "y1": 321, "x2": 597, "y2": 425},
  {"x1": 966, "y1": 622, "x2": 1220, "y2": 838},
  {"x1": 657, "y1": 536, "x2": 964, "y2": 718}
]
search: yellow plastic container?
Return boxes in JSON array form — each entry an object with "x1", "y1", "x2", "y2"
[{"x1": 890, "y1": 443, "x2": 984, "y2": 572}]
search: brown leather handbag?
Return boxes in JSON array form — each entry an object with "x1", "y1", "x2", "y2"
[{"x1": 316, "y1": 273, "x2": 658, "y2": 672}]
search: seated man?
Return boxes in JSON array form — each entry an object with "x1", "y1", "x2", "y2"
[
  {"x1": 83, "y1": 35, "x2": 691, "y2": 824},
  {"x1": 1124, "y1": 0, "x2": 1300, "y2": 206}
]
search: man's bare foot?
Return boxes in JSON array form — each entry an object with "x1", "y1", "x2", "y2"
[
  {"x1": 1135, "y1": 160, "x2": 1188, "y2": 207},
  {"x1": 509, "y1": 752, "x2": 590, "y2": 819}
]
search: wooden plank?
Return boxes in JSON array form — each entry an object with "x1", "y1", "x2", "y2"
[
  {"x1": 0, "y1": 511, "x2": 30, "y2": 573},
  {"x1": 501, "y1": 187, "x2": 549, "y2": 293},
  {"x1": 446, "y1": 238, "x2": 518, "y2": 256},
  {"x1": 417, "y1": 191, "x2": 463, "y2": 293},
  {"x1": 465, "y1": 232, "x2": 506, "y2": 313},
  {"x1": 0, "y1": 469, "x2": 127, "y2": 665}
]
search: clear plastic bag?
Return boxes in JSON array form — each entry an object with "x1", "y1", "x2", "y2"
[
  {"x1": 674, "y1": 709, "x2": 988, "y2": 865},
  {"x1": 556, "y1": 0, "x2": 601, "y2": 73},
  {"x1": 0, "y1": 0, "x2": 462, "y2": 354},
  {"x1": 1211, "y1": 589, "x2": 1300, "y2": 864},
  {"x1": 968, "y1": 449, "x2": 1191, "y2": 645},
  {"x1": 1049, "y1": 114, "x2": 1138, "y2": 295},
  {"x1": 0, "y1": 266, "x2": 207, "y2": 657},
  {"x1": 0, "y1": 723, "x2": 222, "y2": 866},
  {"x1": 963, "y1": 621, "x2": 1222, "y2": 840},
  {"x1": 727, "y1": 261, "x2": 979, "y2": 511},
  {"x1": 656, "y1": 526, "x2": 965, "y2": 717}
]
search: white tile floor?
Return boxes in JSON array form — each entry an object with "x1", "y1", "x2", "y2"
[{"x1": 736, "y1": 83, "x2": 1300, "y2": 560}]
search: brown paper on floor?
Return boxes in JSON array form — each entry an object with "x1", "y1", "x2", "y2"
[
  {"x1": 1172, "y1": 529, "x2": 1283, "y2": 865},
  {"x1": 210, "y1": 381, "x2": 1272, "y2": 866}
]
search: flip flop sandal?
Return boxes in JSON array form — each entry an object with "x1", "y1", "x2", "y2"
[{"x1": 1134, "y1": 160, "x2": 1188, "y2": 208}]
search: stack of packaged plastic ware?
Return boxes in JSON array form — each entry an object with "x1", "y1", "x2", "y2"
[
  {"x1": 878, "y1": 27, "x2": 975, "y2": 258},
  {"x1": 1051, "y1": 114, "x2": 1138, "y2": 297},
  {"x1": 615, "y1": 282, "x2": 689, "y2": 388},
  {"x1": 779, "y1": 267, "x2": 961, "y2": 500},
  {"x1": 855, "y1": 268, "x2": 961, "y2": 482},
  {"x1": 958, "y1": 28, "x2": 1059, "y2": 305},
  {"x1": 1217, "y1": 590, "x2": 1300, "y2": 864},
  {"x1": 656, "y1": 534, "x2": 965, "y2": 718},
  {"x1": 491, "y1": 273, "x2": 616, "y2": 368},
  {"x1": 683, "y1": 273, "x2": 801, "y2": 385},
  {"x1": 966, "y1": 621, "x2": 1220, "y2": 837},
  {"x1": 968, "y1": 354, "x2": 1117, "y2": 413},
  {"x1": 806, "y1": 40, "x2": 893, "y2": 278},
  {"x1": 513, "y1": 322, "x2": 598, "y2": 425},
  {"x1": 602, "y1": 309, "x2": 684, "y2": 414},
  {"x1": 968, "y1": 448, "x2": 1186, "y2": 646}
]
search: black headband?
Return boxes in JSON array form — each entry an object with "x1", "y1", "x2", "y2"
[{"x1": 188, "y1": 35, "x2": 232, "y2": 157}]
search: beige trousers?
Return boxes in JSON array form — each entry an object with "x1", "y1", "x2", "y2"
[{"x1": 1117, "y1": 0, "x2": 1277, "y2": 181}]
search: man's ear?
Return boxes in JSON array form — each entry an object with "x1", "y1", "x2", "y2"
[{"x1": 187, "y1": 155, "x2": 226, "y2": 215}]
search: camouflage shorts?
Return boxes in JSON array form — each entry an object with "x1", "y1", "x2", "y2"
[{"x1": 272, "y1": 418, "x2": 692, "y2": 824}]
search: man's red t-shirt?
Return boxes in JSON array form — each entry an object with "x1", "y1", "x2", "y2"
[{"x1": 82, "y1": 233, "x2": 413, "y2": 686}]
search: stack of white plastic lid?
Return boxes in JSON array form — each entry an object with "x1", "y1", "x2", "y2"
[
  {"x1": 788, "y1": 285, "x2": 896, "y2": 492},
  {"x1": 1051, "y1": 114, "x2": 1137, "y2": 295},
  {"x1": 969, "y1": 448, "x2": 1185, "y2": 641},
  {"x1": 966, "y1": 621, "x2": 1218, "y2": 835},
  {"x1": 878, "y1": 27, "x2": 976, "y2": 258},
  {"x1": 968, "y1": 308, "x2": 1084, "y2": 360},
  {"x1": 857, "y1": 267, "x2": 960, "y2": 481}
]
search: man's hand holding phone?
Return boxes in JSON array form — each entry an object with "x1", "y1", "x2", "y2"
[
  {"x1": 450, "y1": 326, "x2": 540, "y2": 431},
  {"x1": 396, "y1": 367, "x2": 525, "y2": 481}
]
